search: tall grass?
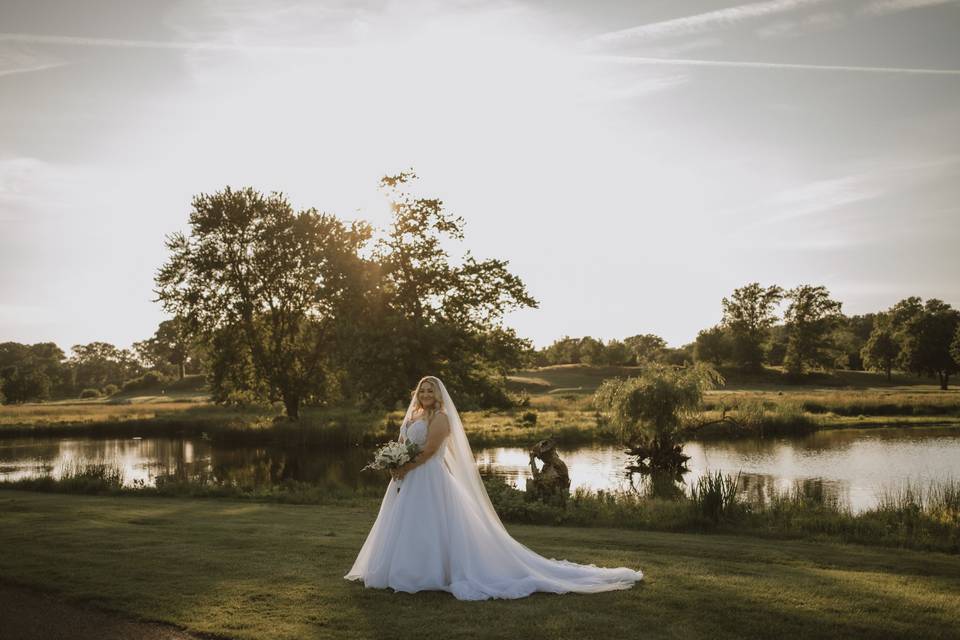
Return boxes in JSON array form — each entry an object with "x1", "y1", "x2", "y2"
[{"x1": 690, "y1": 471, "x2": 741, "y2": 523}]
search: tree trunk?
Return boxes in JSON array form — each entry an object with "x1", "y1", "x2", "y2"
[
  {"x1": 178, "y1": 362, "x2": 185, "y2": 380},
  {"x1": 940, "y1": 372, "x2": 949, "y2": 391},
  {"x1": 886, "y1": 367, "x2": 891, "y2": 382},
  {"x1": 283, "y1": 393, "x2": 300, "y2": 420}
]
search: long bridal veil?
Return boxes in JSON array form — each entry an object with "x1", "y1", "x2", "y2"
[
  {"x1": 407, "y1": 376, "x2": 515, "y2": 541},
  {"x1": 350, "y1": 375, "x2": 644, "y2": 597}
]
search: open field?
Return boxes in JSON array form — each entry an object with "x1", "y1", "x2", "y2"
[
  {"x1": 1, "y1": 490, "x2": 958, "y2": 640},
  {"x1": 507, "y1": 363, "x2": 953, "y2": 394},
  {"x1": 2, "y1": 366, "x2": 958, "y2": 445}
]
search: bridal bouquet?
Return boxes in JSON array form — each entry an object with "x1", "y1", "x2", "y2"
[{"x1": 363, "y1": 441, "x2": 422, "y2": 491}]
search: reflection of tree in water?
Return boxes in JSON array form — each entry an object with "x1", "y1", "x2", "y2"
[
  {"x1": 626, "y1": 468, "x2": 687, "y2": 500},
  {"x1": 200, "y1": 445, "x2": 378, "y2": 489},
  {"x1": 477, "y1": 462, "x2": 527, "y2": 489},
  {"x1": 735, "y1": 473, "x2": 849, "y2": 510}
]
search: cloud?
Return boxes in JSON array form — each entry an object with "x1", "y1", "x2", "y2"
[
  {"x1": 578, "y1": 74, "x2": 690, "y2": 103},
  {"x1": 0, "y1": 32, "x2": 342, "y2": 54},
  {"x1": 754, "y1": 11, "x2": 845, "y2": 38},
  {"x1": 716, "y1": 154, "x2": 960, "y2": 247},
  {"x1": 0, "y1": 42, "x2": 69, "y2": 77},
  {"x1": 582, "y1": 0, "x2": 831, "y2": 47},
  {"x1": 861, "y1": 0, "x2": 960, "y2": 16},
  {"x1": 586, "y1": 53, "x2": 960, "y2": 75}
]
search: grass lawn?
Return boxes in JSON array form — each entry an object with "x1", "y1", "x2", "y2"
[{"x1": 1, "y1": 491, "x2": 958, "y2": 639}]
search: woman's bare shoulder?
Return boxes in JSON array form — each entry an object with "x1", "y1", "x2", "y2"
[{"x1": 432, "y1": 412, "x2": 451, "y2": 431}]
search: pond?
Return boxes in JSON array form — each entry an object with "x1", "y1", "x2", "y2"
[{"x1": 2, "y1": 425, "x2": 958, "y2": 513}]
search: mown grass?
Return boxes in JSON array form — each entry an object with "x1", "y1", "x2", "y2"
[{"x1": 1, "y1": 490, "x2": 959, "y2": 640}]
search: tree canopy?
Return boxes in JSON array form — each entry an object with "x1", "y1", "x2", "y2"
[
  {"x1": 721, "y1": 282, "x2": 784, "y2": 370},
  {"x1": 155, "y1": 175, "x2": 538, "y2": 415},
  {"x1": 782, "y1": 285, "x2": 844, "y2": 375},
  {"x1": 155, "y1": 187, "x2": 372, "y2": 418}
]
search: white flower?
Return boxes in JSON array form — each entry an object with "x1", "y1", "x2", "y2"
[{"x1": 362, "y1": 440, "x2": 422, "y2": 472}]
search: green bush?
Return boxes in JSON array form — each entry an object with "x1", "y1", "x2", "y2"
[
  {"x1": 102, "y1": 384, "x2": 119, "y2": 396},
  {"x1": 121, "y1": 371, "x2": 172, "y2": 393},
  {"x1": 518, "y1": 411, "x2": 538, "y2": 427},
  {"x1": 79, "y1": 388, "x2": 101, "y2": 399}
]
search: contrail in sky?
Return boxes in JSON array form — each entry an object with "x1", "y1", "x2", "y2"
[
  {"x1": 0, "y1": 32, "x2": 337, "y2": 53},
  {"x1": 584, "y1": 0, "x2": 831, "y2": 45},
  {"x1": 4, "y1": 32, "x2": 959, "y2": 76},
  {"x1": 590, "y1": 54, "x2": 960, "y2": 75}
]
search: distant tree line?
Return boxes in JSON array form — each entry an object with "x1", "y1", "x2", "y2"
[
  {"x1": 0, "y1": 320, "x2": 206, "y2": 404},
  {"x1": 534, "y1": 334, "x2": 692, "y2": 368},
  {"x1": 537, "y1": 283, "x2": 960, "y2": 390}
]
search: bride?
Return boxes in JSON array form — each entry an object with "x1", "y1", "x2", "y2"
[{"x1": 345, "y1": 376, "x2": 644, "y2": 600}]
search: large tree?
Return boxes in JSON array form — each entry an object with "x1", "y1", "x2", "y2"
[
  {"x1": 721, "y1": 282, "x2": 784, "y2": 370},
  {"x1": 134, "y1": 317, "x2": 202, "y2": 380},
  {"x1": 861, "y1": 317, "x2": 899, "y2": 381},
  {"x1": 623, "y1": 334, "x2": 667, "y2": 364},
  {"x1": 693, "y1": 325, "x2": 731, "y2": 366},
  {"x1": 951, "y1": 325, "x2": 960, "y2": 372},
  {"x1": 897, "y1": 298, "x2": 960, "y2": 390},
  {"x1": 342, "y1": 172, "x2": 537, "y2": 408},
  {"x1": 155, "y1": 186, "x2": 371, "y2": 418},
  {"x1": 840, "y1": 313, "x2": 878, "y2": 370},
  {"x1": 0, "y1": 342, "x2": 67, "y2": 401},
  {"x1": 69, "y1": 342, "x2": 141, "y2": 392},
  {"x1": 782, "y1": 284, "x2": 844, "y2": 375}
]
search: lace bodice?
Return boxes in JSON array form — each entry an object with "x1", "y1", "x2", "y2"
[
  {"x1": 400, "y1": 418, "x2": 429, "y2": 446},
  {"x1": 399, "y1": 417, "x2": 448, "y2": 459}
]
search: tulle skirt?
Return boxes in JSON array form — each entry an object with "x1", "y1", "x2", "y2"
[{"x1": 344, "y1": 456, "x2": 644, "y2": 600}]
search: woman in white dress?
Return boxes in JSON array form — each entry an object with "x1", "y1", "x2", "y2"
[{"x1": 344, "y1": 376, "x2": 644, "y2": 600}]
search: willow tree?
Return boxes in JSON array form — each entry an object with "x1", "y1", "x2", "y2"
[
  {"x1": 595, "y1": 363, "x2": 723, "y2": 475},
  {"x1": 154, "y1": 187, "x2": 371, "y2": 418}
]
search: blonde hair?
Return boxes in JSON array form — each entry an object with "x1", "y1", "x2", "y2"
[{"x1": 411, "y1": 376, "x2": 444, "y2": 414}]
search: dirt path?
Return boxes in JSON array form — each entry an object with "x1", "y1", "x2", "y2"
[{"x1": 0, "y1": 582, "x2": 207, "y2": 640}]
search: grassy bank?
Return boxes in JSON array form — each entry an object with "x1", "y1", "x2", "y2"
[
  {"x1": 4, "y1": 464, "x2": 958, "y2": 554},
  {"x1": 2, "y1": 401, "x2": 958, "y2": 445},
  {"x1": 1, "y1": 490, "x2": 959, "y2": 639},
  {"x1": 2, "y1": 364, "x2": 958, "y2": 446}
]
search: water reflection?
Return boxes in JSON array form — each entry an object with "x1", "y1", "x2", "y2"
[
  {"x1": 1, "y1": 425, "x2": 959, "y2": 513},
  {"x1": 0, "y1": 438, "x2": 380, "y2": 491}
]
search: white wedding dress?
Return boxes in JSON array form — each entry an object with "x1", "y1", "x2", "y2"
[{"x1": 344, "y1": 377, "x2": 643, "y2": 600}]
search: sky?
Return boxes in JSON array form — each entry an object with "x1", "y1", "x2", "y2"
[{"x1": 1, "y1": 0, "x2": 959, "y2": 352}]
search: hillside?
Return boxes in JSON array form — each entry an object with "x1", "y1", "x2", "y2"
[{"x1": 506, "y1": 363, "x2": 949, "y2": 396}]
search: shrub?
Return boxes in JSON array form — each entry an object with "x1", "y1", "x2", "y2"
[
  {"x1": 513, "y1": 389, "x2": 531, "y2": 409},
  {"x1": 79, "y1": 388, "x2": 101, "y2": 399},
  {"x1": 121, "y1": 371, "x2": 172, "y2": 393},
  {"x1": 518, "y1": 411, "x2": 538, "y2": 427},
  {"x1": 102, "y1": 384, "x2": 119, "y2": 396},
  {"x1": 223, "y1": 389, "x2": 270, "y2": 408}
]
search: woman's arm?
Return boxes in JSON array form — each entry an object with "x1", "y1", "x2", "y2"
[{"x1": 394, "y1": 414, "x2": 450, "y2": 480}]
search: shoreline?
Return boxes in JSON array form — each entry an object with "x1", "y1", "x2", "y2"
[{"x1": 1, "y1": 409, "x2": 958, "y2": 447}]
